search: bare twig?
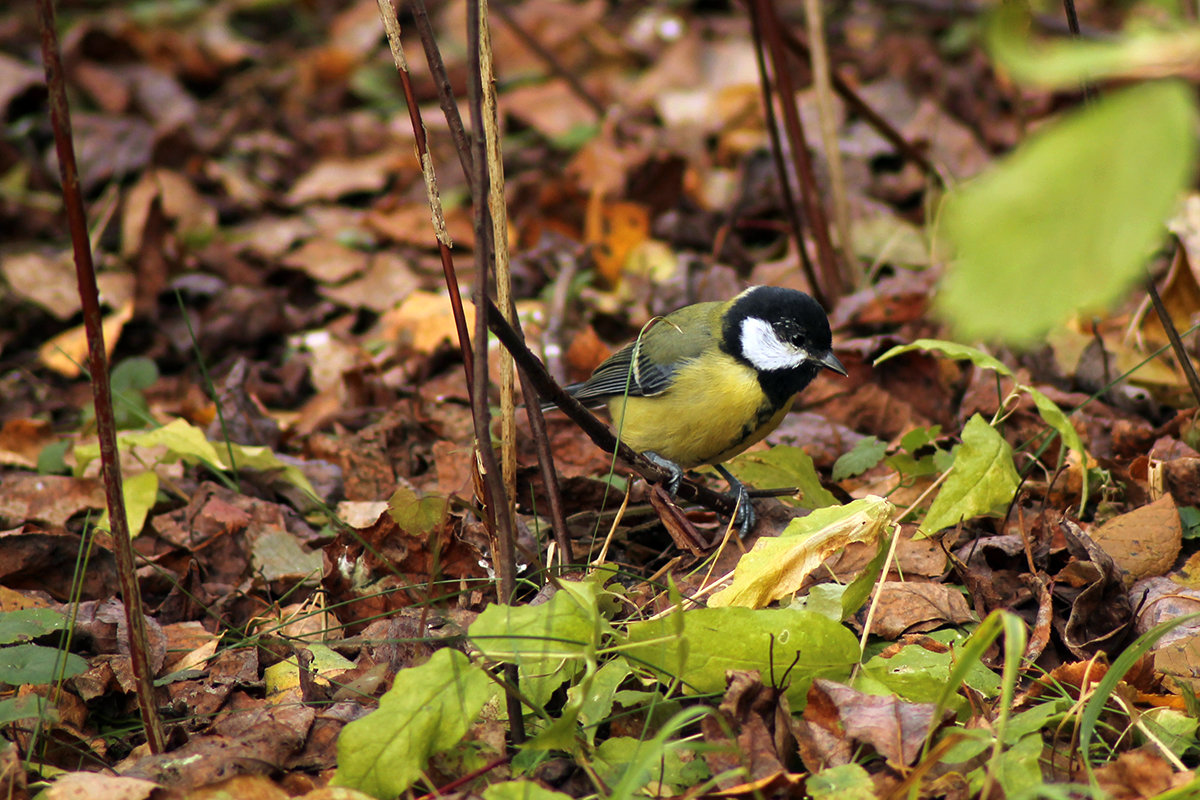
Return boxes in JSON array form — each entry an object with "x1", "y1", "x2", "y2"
[
  {"x1": 377, "y1": 0, "x2": 475, "y2": 395},
  {"x1": 752, "y1": 0, "x2": 843, "y2": 302},
  {"x1": 467, "y1": 0, "x2": 525, "y2": 745},
  {"x1": 747, "y1": 1, "x2": 822, "y2": 305},
  {"x1": 518, "y1": 368, "x2": 574, "y2": 567},
  {"x1": 802, "y1": 0, "x2": 860, "y2": 289},
  {"x1": 405, "y1": 0, "x2": 571, "y2": 572},
  {"x1": 36, "y1": 0, "x2": 165, "y2": 754},
  {"x1": 476, "y1": 0, "x2": 520, "y2": 530},
  {"x1": 1147, "y1": 247, "x2": 1200, "y2": 407},
  {"x1": 407, "y1": 0, "x2": 475, "y2": 184}
]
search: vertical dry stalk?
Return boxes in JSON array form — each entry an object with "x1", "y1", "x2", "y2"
[
  {"x1": 36, "y1": 0, "x2": 165, "y2": 754},
  {"x1": 467, "y1": 0, "x2": 526, "y2": 745},
  {"x1": 376, "y1": 0, "x2": 476, "y2": 393},
  {"x1": 801, "y1": 0, "x2": 859, "y2": 289},
  {"x1": 752, "y1": 0, "x2": 843, "y2": 302},
  {"x1": 477, "y1": 2, "x2": 519, "y2": 524}
]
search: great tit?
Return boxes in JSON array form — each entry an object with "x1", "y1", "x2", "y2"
[{"x1": 554, "y1": 285, "x2": 845, "y2": 535}]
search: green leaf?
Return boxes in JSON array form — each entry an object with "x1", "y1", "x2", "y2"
[
  {"x1": 709, "y1": 496, "x2": 894, "y2": 608},
  {"x1": 832, "y1": 437, "x2": 889, "y2": 481},
  {"x1": 0, "y1": 643, "x2": 88, "y2": 686},
  {"x1": 876, "y1": 340, "x2": 1089, "y2": 510},
  {"x1": 721, "y1": 446, "x2": 838, "y2": 508},
  {"x1": 809, "y1": 764, "x2": 876, "y2": 800},
  {"x1": 983, "y1": 733, "x2": 1045, "y2": 797},
  {"x1": 97, "y1": 470, "x2": 158, "y2": 537},
  {"x1": 111, "y1": 356, "x2": 158, "y2": 392},
  {"x1": 876, "y1": 339, "x2": 1013, "y2": 376},
  {"x1": 0, "y1": 695, "x2": 54, "y2": 726},
  {"x1": 593, "y1": 708, "x2": 712, "y2": 798},
  {"x1": 469, "y1": 581, "x2": 604, "y2": 662},
  {"x1": 469, "y1": 581, "x2": 607, "y2": 707},
  {"x1": 937, "y1": 81, "x2": 1199, "y2": 344},
  {"x1": 1138, "y1": 708, "x2": 1198, "y2": 760},
  {"x1": 482, "y1": 781, "x2": 574, "y2": 800},
  {"x1": 332, "y1": 648, "x2": 495, "y2": 799},
  {"x1": 623, "y1": 608, "x2": 860, "y2": 708},
  {"x1": 988, "y1": 5, "x2": 1200, "y2": 88},
  {"x1": 75, "y1": 418, "x2": 318, "y2": 499},
  {"x1": 859, "y1": 639, "x2": 1000, "y2": 706},
  {"x1": 920, "y1": 415, "x2": 1019, "y2": 537},
  {"x1": 1179, "y1": 505, "x2": 1200, "y2": 539},
  {"x1": 37, "y1": 440, "x2": 70, "y2": 475},
  {"x1": 1026, "y1": 386, "x2": 1084, "y2": 458},
  {"x1": 0, "y1": 609, "x2": 67, "y2": 645},
  {"x1": 568, "y1": 657, "x2": 631, "y2": 744},
  {"x1": 388, "y1": 486, "x2": 450, "y2": 535}
]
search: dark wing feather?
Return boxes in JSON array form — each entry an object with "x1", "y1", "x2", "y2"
[
  {"x1": 541, "y1": 301, "x2": 725, "y2": 410},
  {"x1": 566, "y1": 341, "x2": 676, "y2": 404}
]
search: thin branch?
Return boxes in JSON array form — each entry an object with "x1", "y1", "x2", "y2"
[
  {"x1": 36, "y1": 0, "x2": 165, "y2": 754},
  {"x1": 803, "y1": 0, "x2": 860, "y2": 289},
  {"x1": 407, "y1": 0, "x2": 475, "y2": 183},
  {"x1": 467, "y1": 0, "x2": 525, "y2": 745},
  {"x1": 377, "y1": 0, "x2": 475, "y2": 395},
  {"x1": 752, "y1": 0, "x2": 843, "y2": 302},
  {"x1": 747, "y1": 0, "x2": 822, "y2": 305},
  {"x1": 1147, "y1": 247, "x2": 1200, "y2": 408}
]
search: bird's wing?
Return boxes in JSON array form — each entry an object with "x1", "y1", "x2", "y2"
[{"x1": 567, "y1": 304, "x2": 721, "y2": 404}]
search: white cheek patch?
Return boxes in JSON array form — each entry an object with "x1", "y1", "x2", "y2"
[{"x1": 740, "y1": 317, "x2": 808, "y2": 371}]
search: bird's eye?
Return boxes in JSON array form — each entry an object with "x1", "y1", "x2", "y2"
[{"x1": 790, "y1": 332, "x2": 807, "y2": 348}]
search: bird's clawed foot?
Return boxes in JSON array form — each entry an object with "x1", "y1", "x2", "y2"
[
  {"x1": 643, "y1": 451, "x2": 684, "y2": 497},
  {"x1": 716, "y1": 465, "x2": 756, "y2": 537}
]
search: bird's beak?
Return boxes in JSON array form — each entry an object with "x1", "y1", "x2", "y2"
[{"x1": 819, "y1": 351, "x2": 847, "y2": 376}]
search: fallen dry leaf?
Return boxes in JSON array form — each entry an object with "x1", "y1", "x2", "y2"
[
  {"x1": 860, "y1": 581, "x2": 976, "y2": 639},
  {"x1": 1089, "y1": 494, "x2": 1182, "y2": 581}
]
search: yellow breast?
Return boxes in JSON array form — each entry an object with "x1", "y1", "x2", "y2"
[{"x1": 605, "y1": 353, "x2": 792, "y2": 468}]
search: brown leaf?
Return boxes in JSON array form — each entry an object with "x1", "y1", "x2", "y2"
[
  {"x1": 42, "y1": 773, "x2": 161, "y2": 800},
  {"x1": 0, "y1": 527, "x2": 118, "y2": 600},
  {"x1": 1056, "y1": 523, "x2": 1136, "y2": 659},
  {"x1": 1086, "y1": 749, "x2": 1194, "y2": 799},
  {"x1": 701, "y1": 671, "x2": 798, "y2": 789},
  {"x1": 284, "y1": 151, "x2": 403, "y2": 206},
  {"x1": 807, "y1": 679, "x2": 951, "y2": 766},
  {"x1": 280, "y1": 237, "x2": 368, "y2": 285},
  {"x1": 860, "y1": 581, "x2": 976, "y2": 639},
  {"x1": 0, "y1": 420, "x2": 56, "y2": 469},
  {"x1": 1089, "y1": 495, "x2": 1181, "y2": 581}
]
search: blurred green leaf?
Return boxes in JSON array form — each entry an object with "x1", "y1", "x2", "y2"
[
  {"x1": 938, "y1": 81, "x2": 1198, "y2": 344},
  {"x1": 988, "y1": 5, "x2": 1200, "y2": 88}
]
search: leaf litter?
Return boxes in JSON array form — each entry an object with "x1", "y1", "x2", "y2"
[{"x1": 1, "y1": 0, "x2": 1200, "y2": 797}]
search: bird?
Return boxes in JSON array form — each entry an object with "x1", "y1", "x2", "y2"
[{"x1": 549, "y1": 285, "x2": 845, "y2": 535}]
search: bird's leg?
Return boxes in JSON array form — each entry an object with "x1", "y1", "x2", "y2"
[
  {"x1": 715, "y1": 464, "x2": 756, "y2": 537},
  {"x1": 642, "y1": 451, "x2": 684, "y2": 497}
]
